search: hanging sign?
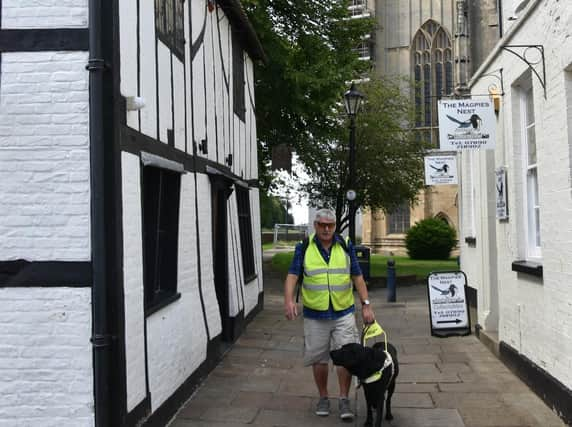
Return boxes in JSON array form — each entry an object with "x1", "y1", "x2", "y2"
[
  {"x1": 427, "y1": 271, "x2": 471, "y2": 337},
  {"x1": 495, "y1": 167, "x2": 508, "y2": 220},
  {"x1": 424, "y1": 155, "x2": 458, "y2": 185},
  {"x1": 437, "y1": 99, "x2": 496, "y2": 150}
]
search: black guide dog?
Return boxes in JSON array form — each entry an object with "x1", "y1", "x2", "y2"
[{"x1": 330, "y1": 342, "x2": 399, "y2": 427}]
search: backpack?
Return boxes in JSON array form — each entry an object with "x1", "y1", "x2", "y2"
[{"x1": 295, "y1": 234, "x2": 349, "y2": 303}]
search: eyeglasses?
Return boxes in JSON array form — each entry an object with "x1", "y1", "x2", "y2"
[{"x1": 316, "y1": 222, "x2": 335, "y2": 229}]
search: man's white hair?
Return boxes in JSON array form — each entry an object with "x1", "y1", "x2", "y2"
[{"x1": 314, "y1": 208, "x2": 336, "y2": 223}]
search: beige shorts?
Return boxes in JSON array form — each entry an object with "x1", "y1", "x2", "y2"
[{"x1": 303, "y1": 313, "x2": 359, "y2": 366}]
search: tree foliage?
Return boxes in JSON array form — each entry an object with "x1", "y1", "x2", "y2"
[
  {"x1": 299, "y1": 78, "x2": 428, "y2": 230},
  {"x1": 405, "y1": 218, "x2": 457, "y2": 260},
  {"x1": 242, "y1": 0, "x2": 374, "y2": 189},
  {"x1": 259, "y1": 190, "x2": 293, "y2": 228}
]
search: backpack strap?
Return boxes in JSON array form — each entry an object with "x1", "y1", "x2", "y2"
[{"x1": 295, "y1": 237, "x2": 310, "y2": 303}]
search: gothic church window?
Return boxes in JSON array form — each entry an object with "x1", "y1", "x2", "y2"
[
  {"x1": 387, "y1": 203, "x2": 411, "y2": 234},
  {"x1": 412, "y1": 20, "x2": 453, "y2": 147}
]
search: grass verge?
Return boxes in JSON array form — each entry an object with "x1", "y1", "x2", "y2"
[{"x1": 270, "y1": 251, "x2": 457, "y2": 280}]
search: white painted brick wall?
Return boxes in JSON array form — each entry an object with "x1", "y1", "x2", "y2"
[
  {"x1": 1, "y1": 0, "x2": 88, "y2": 29},
  {"x1": 147, "y1": 172, "x2": 208, "y2": 411},
  {"x1": 121, "y1": 153, "x2": 147, "y2": 412},
  {"x1": 466, "y1": 0, "x2": 572, "y2": 391},
  {"x1": 196, "y1": 173, "x2": 222, "y2": 338},
  {"x1": 0, "y1": 287, "x2": 94, "y2": 427},
  {"x1": 0, "y1": 51, "x2": 90, "y2": 261}
]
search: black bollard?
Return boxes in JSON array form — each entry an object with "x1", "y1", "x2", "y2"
[{"x1": 387, "y1": 259, "x2": 396, "y2": 302}]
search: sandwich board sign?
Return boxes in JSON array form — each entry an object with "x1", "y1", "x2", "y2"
[
  {"x1": 437, "y1": 99, "x2": 496, "y2": 150},
  {"x1": 426, "y1": 271, "x2": 471, "y2": 337}
]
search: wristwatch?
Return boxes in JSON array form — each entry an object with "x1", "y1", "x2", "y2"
[{"x1": 361, "y1": 299, "x2": 370, "y2": 306}]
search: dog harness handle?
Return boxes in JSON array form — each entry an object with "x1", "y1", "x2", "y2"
[
  {"x1": 361, "y1": 321, "x2": 388, "y2": 352},
  {"x1": 361, "y1": 351, "x2": 394, "y2": 384}
]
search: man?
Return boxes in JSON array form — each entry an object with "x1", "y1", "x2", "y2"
[{"x1": 284, "y1": 208, "x2": 375, "y2": 420}]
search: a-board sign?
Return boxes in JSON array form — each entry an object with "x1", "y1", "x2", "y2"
[{"x1": 426, "y1": 271, "x2": 471, "y2": 337}]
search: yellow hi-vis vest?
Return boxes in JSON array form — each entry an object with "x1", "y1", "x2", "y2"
[{"x1": 301, "y1": 234, "x2": 353, "y2": 311}]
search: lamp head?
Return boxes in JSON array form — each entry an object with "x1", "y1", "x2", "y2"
[{"x1": 344, "y1": 82, "x2": 364, "y2": 116}]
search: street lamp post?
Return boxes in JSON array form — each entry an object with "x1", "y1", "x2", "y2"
[{"x1": 343, "y1": 82, "x2": 364, "y2": 244}]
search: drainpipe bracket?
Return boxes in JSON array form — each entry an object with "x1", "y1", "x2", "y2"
[
  {"x1": 90, "y1": 333, "x2": 115, "y2": 348},
  {"x1": 86, "y1": 58, "x2": 109, "y2": 71}
]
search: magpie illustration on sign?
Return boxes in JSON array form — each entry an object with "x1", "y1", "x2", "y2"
[
  {"x1": 438, "y1": 99, "x2": 496, "y2": 150},
  {"x1": 424, "y1": 155, "x2": 457, "y2": 185},
  {"x1": 495, "y1": 167, "x2": 508, "y2": 220},
  {"x1": 427, "y1": 271, "x2": 468, "y2": 329}
]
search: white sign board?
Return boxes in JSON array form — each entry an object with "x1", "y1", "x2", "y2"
[
  {"x1": 495, "y1": 167, "x2": 508, "y2": 220},
  {"x1": 438, "y1": 99, "x2": 496, "y2": 150},
  {"x1": 424, "y1": 155, "x2": 458, "y2": 185},
  {"x1": 427, "y1": 271, "x2": 470, "y2": 336}
]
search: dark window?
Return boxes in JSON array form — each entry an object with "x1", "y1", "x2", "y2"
[
  {"x1": 142, "y1": 165, "x2": 182, "y2": 313},
  {"x1": 155, "y1": 0, "x2": 185, "y2": 59},
  {"x1": 233, "y1": 35, "x2": 246, "y2": 121},
  {"x1": 423, "y1": 64, "x2": 431, "y2": 126},
  {"x1": 236, "y1": 187, "x2": 255, "y2": 281},
  {"x1": 387, "y1": 203, "x2": 411, "y2": 234}
]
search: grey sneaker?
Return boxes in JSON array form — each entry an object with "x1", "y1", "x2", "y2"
[
  {"x1": 339, "y1": 397, "x2": 354, "y2": 420},
  {"x1": 315, "y1": 397, "x2": 330, "y2": 416}
]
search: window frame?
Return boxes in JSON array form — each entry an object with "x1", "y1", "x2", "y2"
[
  {"x1": 236, "y1": 186, "x2": 256, "y2": 282},
  {"x1": 232, "y1": 35, "x2": 246, "y2": 121},
  {"x1": 142, "y1": 164, "x2": 182, "y2": 315},
  {"x1": 412, "y1": 22, "x2": 453, "y2": 147},
  {"x1": 387, "y1": 203, "x2": 411, "y2": 235},
  {"x1": 155, "y1": 0, "x2": 185, "y2": 60},
  {"x1": 519, "y1": 85, "x2": 541, "y2": 260}
]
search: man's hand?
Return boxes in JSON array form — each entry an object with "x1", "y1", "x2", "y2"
[
  {"x1": 284, "y1": 273, "x2": 299, "y2": 320},
  {"x1": 362, "y1": 304, "x2": 375, "y2": 325},
  {"x1": 284, "y1": 300, "x2": 298, "y2": 320}
]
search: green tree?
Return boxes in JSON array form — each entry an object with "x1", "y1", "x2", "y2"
[
  {"x1": 259, "y1": 190, "x2": 293, "y2": 228},
  {"x1": 299, "y1": 77, "x2": 428, "y2": 231},
  {"x1": 242, "y1": 0, "x2": 374, "y2": 190},
  {"x1": 405, "y1": 218, "x2": 457, "y2": 260}
]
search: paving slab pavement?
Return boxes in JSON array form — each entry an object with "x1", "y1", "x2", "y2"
[{"x1": 170, "y1": 259, "x2": 566, "y2": 427}]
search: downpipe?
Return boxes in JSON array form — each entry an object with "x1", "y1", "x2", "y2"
[{"x1": 88, "y1": 0, "x2": 113, "y2": 425}]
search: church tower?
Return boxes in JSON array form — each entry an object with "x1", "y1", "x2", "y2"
[{"x1": 361, "y1": 0, "x2": 499, "y2": 254}]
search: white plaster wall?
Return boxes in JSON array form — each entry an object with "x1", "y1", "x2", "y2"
[
  {"x1": 227, "y1": 193, "x2": 243, "y2": 317},
  {"x1": 204, "y1": 12, "x2": 217, "y2": 163},
  {"x1": 157, "y1": 42, "x2": 173, "y2": 144},
  {"x1": 147, "y1": 172, "x2": 208, "y2": 410},
  {"x1": 219, "y1": 15, "x2": 231, "y2": 166},
  {"x1": 139, "y1": 2, "x2": 158, "y2": 139},
  {"x1": 190, "y1": 6, "x2": 207, "y2": 152},
  {"x1": 0, "y1": 287, "x2": 93, "y2": 426},
  {"x1": 173, "y1": 58, "x2": 186, "y2": 152},
  {"x1": 196, "y1": 173, "x2": 222, "y2": 337},
  {"x1": 245, "y1": 57, "x2": 256, "y2": 179},
  {"x1": 1, "y1": 0, "x2": 88, "y2": 29},
  {"x1": 244, "y1": 187, "x2": 263, "y2": 315},
  {"x1": 0, "y1": 51, "x2": 90, "y2": 261},
  {"x1": 469, "y1": 0, "x2": 572, "y2": 390},
  {"x1": 119, "y1": 0, "x2": 140, "y2": 130},
  {"x1": 121, "y1": 152, "x2": 147, "y2": 412}
]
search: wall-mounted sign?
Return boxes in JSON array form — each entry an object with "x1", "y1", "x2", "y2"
[
  {"x1": 495, "y1": 167, "x2": 508, "y2": 220},
  {"x1": 424, "y1": 155, "x2": 458, "y2": 185},
  {"x1": 437, "y1": 99, "x2": 496, "y2": 150},
  {"x1": 427, "y1": 271, "x2": 471, "y2": 337}
]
